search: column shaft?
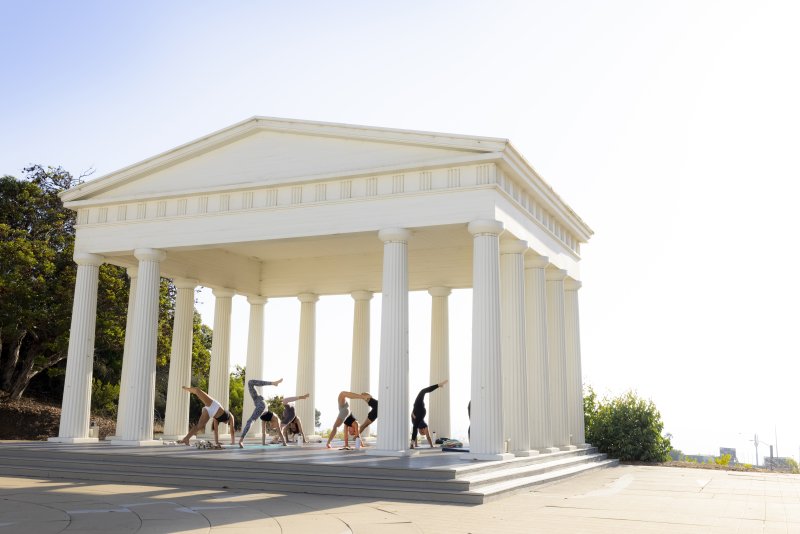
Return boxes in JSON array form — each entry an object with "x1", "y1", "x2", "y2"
[
  {"x1": 428, "y1": 287, "x2": 451, "y2": 439},
  {"x1": 350, "y1": 291, "x2": 372, "y2": 436},
  {"x1": 500, "y1": 241, "x2": 531, "y2": 455},
  {"x1": 296, "y1": 293, "x2": 318, "y2": 435},
  {"x1": 54, "y1": 253, "x2": 103, "y2": 441},
  {"x1": 243, "y1": 296, "x2": 267, "y2": 439},
  {"x1": 375, "y1": 228, "x2": 410, "y2": 454},
  {"x1": 117, "y1": 249, "x2": 165, "y2": 443},
  {"x1": 525, "y1": 257, "x2": 554, "y2": 451},
  {"x1": 564, "y1": 279, "x2": 586, "y2": 446},
  {"x1": 546, "y1": 269, "x2": 571, "y2": 448},
  {"x1": 113, "y1": 267, "x2": 137, "y2": 439},
  {"x1": 163, "y1": 279, "x2": 197, "y2": 439},
  {"x1": 207, "y1": 289, "x2": 234, "y2": 437}
]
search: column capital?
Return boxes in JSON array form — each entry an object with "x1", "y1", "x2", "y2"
[
  {"x1": 212, "y1": 287, "x2": 236, "y2": 298},
  {"x1": 298, "y1": 292, "x2": 319, "y2": 303},
  {"x1": 173, "y1": 277, "x2": 198, "y2": 290},
  {"x1": 564, "y1": 278, "x2": 582, "y2": 291},
  {"x1": 500, "y1": 239, "x2": 528, "y2": 255},
  {"x1": 351, "y1": 290, "x2": 373, "y2": 301},
  {"x1": 545, "y1": 268, "x2": 568, "y2": 281},
  {"x1": 524, "y1": 254, "x2": 549, "y2": 269},
  {"x1": 134, "y1": 248, "x2": 166, "y2": 262},
  {"x1": 73, "y1": 252, "x2": 104, "y2": 266},
  {"x1": 246, "y1": 295, "x2": 268, "y2": 305},
  {"x1": 468, "y1": 219, "x2": 503, "y2": 236},
  {"x1": 126, "y1": 266, "x2": 138, "y2": 278},
  {"x1": 378, "y1": 228, "x2": 411, "y2": 243},
  {"x1": 428, "y1": 286, "x2": 451, "y2": 298}
]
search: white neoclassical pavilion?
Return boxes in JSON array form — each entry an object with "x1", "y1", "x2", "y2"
[{"x1": 50, "y1": 117, "x2": 592, "y2": 460}]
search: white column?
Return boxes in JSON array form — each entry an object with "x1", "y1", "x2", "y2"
[
  {"x1": 524, "y1": 256, "x2": 557, "y2": 453},
  {"x1": 428, "y1": 287, "x2": 451, "y2": 439},
  {"x1": 50, "y1": 252, "x2": 104, "y2": 443},
  {"x1": 162, "y1": 278, "x2": 197, "y2": 440},
  {"x1": 350, "y1": 291, "x2": 373, "y2": 436},
  {"x1": 564, "y1": 278, "x2": 587, "y2": 447},
  {"x1": 372, "y1": 228, "x2": 410, "y2": 456},
  {"x1": 296, "y1": 293, "x2": 318, "y2": 435},
  {"x1": 546, "y1": 268, "x2": 574, "y2": 450},
  {"x1": 110, "y1": 267, "x2": 137, "y2": 440},
  {"x1": 243, "y1": 295, "x2": 267, "y2": 440},
  {"x1": 207, "y1": 288, "x2": 235, "y2": 438},
  {"x1": 467, "y1": 220, "x2": 513, "y2": 461},
  {"x1": 500, "y1": 240, "x2": 534, "y2": 456},
  {"x1": 112, "y1": 248, "x2": 165, "y2": 445}
]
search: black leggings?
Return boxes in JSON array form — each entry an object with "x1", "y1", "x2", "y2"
[{"x1": 411, "y1": 384, "x2": 439, "y2": 441}]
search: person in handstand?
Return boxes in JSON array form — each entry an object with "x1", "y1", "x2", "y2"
[
  {"x1": 358, "y1": 392, "x2": 378, "y2": 436},
  {"x1": 279, "y1": 393, "x2": 310, "y2": 443},
  {"x1": 325, "y1": 391, "x2": 367, "y2": 449},
  {"x1": 238, "y1": 377, "x2": 283, "y2": 448},
  {"x1": 179, "y1": 385, "x2": 236, "y2": 448},
  {"x1": 410, "y1": 380, "x2": 448, "y2": 449}
]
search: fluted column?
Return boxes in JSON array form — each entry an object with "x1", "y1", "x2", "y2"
[
  {"x1": 112, "y1": 248, "x2": 165, "y2": 445},
  {"x1": 524, "y1": 256, "x2": 557, "y2": 453},
  {"x1": 428, "y1": 287, "x2": 451, "y2": 439},
  {"x1": 546, "y1": 268, "x2": 573, "y2": 449},
  {"x1": 162, "y1": 278, "x2": 197, "y2": 439},
  {"x1": 110, "y1": 267, "x2": 137, "y2": 440},
  {"x1": 296, "y1": 293, "x2": 318, "y2": 435},
  {"x1": 350, "y1": 291, "x2": 373, "y2": 436},
  {"x1": 373, "y1": 228, "x2": 410, "y2": 455},
  {"x1": 243, "y1": 295, "x2": 267, "y2": 439},
  {"x1": 206, "y1": 288, "x2": 235, "y2": 438},
  {"x1": 467, "y1": 220, "x2": 512, "y2": 461},
  {"x1": 564, "y1": 278, "x2": 586, "y2": 447},
  {"x1": 51, "y1": 252, "x2": 104, "y2": 443},
  {"x1": 500, "y1": 240, "x2": 534, "y2": 456}
]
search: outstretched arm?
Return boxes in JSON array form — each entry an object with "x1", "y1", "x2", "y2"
[{"x1": 228, "y1": 413, "x2": 236, "y2": 445}]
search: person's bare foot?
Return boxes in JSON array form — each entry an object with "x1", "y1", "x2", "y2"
[
  {"x1": 274, "y1": 378, "x2": 283, "y2": 386},
  {"x1": 238, "y1": 442, "x2": 244, "y2": 448},
  {"x1": 179, "y1": 438, "x2": 190, "y2": 445},
  {"x1": 326, "y1": 443, "x2": 332, "y2": 449}
]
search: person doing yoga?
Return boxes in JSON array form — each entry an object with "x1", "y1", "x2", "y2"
[
  {"x1": 259, "y1": 410, "x2": 286, "y2": 445},
  {"x1": 325, "y1": 391, "x2": 367, "y2": 449},
  {"x1": 358, "y1": 392, "x2": 378, "y2": 435},
  {"x1": 238, "y1": 377, "x2": 283, "y2": 448},
  {"x1": 280, "y1": 394, "x2": 310, "y2": 444},
  {"x1": 180, "y1": 386, "x2": 236, "y2": 448},
  {"x1": 410, "y1": 380, "x2": 449, "y2": 449}
]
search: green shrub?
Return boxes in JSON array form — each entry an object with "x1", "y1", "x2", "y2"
[
  {"x1": 715, "y1": 454, "x2": 731, "y2": 466},
  {"x1": 584, "y1": 389, "x2": 672, "y2": 462},
  {"x1": 91, "y1": 379, "x2": 119, "y2": 417},
  {"x1": 787, "y1": 458, "x2": 799, "y2": 474},
  {"x1": 228, "y1": 366, "x2": 245, "y2": 430}
]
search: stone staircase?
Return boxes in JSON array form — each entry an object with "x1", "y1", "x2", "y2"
[{"x1": 0, "y1": 442, "x2": 617, "y2": 504}]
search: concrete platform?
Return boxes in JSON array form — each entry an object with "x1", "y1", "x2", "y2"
[
  {"x1": 1, "y1": 463, "x2": 798, "y2": 533},
  {"x1": 0, "y1": 441, "x2": 614, "y2": 504}
]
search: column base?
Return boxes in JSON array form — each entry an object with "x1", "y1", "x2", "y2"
[
  {"x1": 108, "y1": 439, "x2": 163, "y2": 447},
  {"x1": 48, "y1": 437, "x2": 99, "y2": 444},
  {"x1": 541, "y1": 447, "x2": 561, "y2": 454},
  {"x1": 366, "y1": 448, "x2": 418, "y2": 457},
  {"x1": 513, "y1": 449, "x2": 540, "y2": 457},
  {"x1": 560, "y1": 445, "x2": 578, "y2": 451},
  {"x1": 462, "y1": 452, "x2": 515, "y2": 462}
]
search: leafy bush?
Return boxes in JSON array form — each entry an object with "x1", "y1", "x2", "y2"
[
  {"x1": 787, "y1": 458, "x2": 799, "y2": 474},
  {"x1": 91, "y1": 378, "x2": 120, "y2": 417},
  {"x1": 228, "y1": 366, "x2": 245, "y2": 429},
  {"x1": 715, "y1": 454, "x2": 731, "y2": 466},
  {"x1": 584, "y1": 389, "x2": 672, "y2": 462}
]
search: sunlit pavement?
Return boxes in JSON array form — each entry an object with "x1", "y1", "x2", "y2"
[{"x1": 1, "y1": 465, "x2": 798, "y2": 533}]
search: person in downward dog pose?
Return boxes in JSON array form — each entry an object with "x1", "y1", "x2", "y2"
[
  {"x1": 325, "y1": 391, "x2": 367, "y2": 449},
  {"x1": 410, "y1": 380, "x2": 449, "y2": 449},
  {"x1": 180, "y1": 386, "x2": 236, "y2": 448},
  {"x1": 238, "y1": 377, "x2": 283, "y2": 448},
  {"x1": 279, "y1": 393, "x2": 310, "y2": 443},
  {"x1": 259, "y1": 410, "x2": 287, "y2": 445},
  {"x1": 358, "y1": 392, "x2": 378, "y2": 436}
]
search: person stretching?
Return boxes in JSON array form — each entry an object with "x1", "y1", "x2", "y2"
[
  {"x1": 358, "y1": 392, "x2": 378, "y2": 436},
  {"x1": 410, "y1": 380, "x2": 448, "y2": 449},
  {"x1": 259, "y1": 410, "x2": 287, "y2": 445},
  {"x1": 180, "y1": 386, "x2": 236, "y2": 448},
  {"x1": 280, "y1": 394, "x2": 310, "y2": 443},
  {"x1": 325, "y1": 391, "x2": 367, "y2": 449},
  {"x1": 238, "y1": 377, "x2": 283, "y2": 448}
]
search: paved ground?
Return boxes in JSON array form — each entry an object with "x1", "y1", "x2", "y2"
[{"x1": 1, "y1": 465, "x2": 798, "y2": 533}]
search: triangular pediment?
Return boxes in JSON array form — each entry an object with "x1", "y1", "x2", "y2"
[{"x1": 62, "y1": 117, "x2": 509, "y2": 203}]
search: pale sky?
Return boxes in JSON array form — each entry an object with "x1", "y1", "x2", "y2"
[{"x1": 3, "y1": 1, "x2": 799, "y2": 464}]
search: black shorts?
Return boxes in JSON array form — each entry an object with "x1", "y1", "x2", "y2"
[
  {"x1": 260, "y1": 411, "x2": 273, "y2": 422},
  {"x1": 343, "y1": 414, "x2": 356, "y2": 427},
  {"x1": 215, "y1": 411, "x2": 231, "y2": 424},
  {"x1": 367, "y1": 398, "x2": 378, "y2": 421}
]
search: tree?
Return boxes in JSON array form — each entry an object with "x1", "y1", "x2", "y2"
[
  {"x1": 228, "y1": 365, "x2": 245, "y2": 430},
  {"x1": 584, "y1": 388, "x2": 672, "y2": 462},
  {"x1": 0, "y1": 166, "x2": 81, "y2": 399}
]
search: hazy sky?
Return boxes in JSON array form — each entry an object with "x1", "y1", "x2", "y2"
[{"x1": 3, "y1": 1, "x2": 799, "y2": 463}]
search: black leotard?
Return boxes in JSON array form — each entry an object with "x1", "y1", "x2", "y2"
[{"x1": 411, "y1": 384, "x2": 439, "y2": 441}]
